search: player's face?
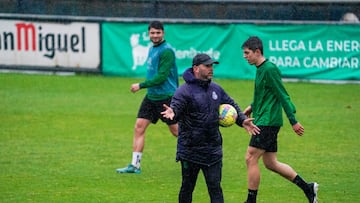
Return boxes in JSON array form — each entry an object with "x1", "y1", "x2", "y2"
[
  {"x1": 194, "y1": 64, "x2": 214, "y2": 80},
  {"x1": 243, "y1": 47, "x2": 258, "y2": 65},
  {"x1": 149, "y1": 28, "x2": 164, "y2": 45}
]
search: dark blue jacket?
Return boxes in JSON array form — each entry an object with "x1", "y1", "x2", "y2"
[{"x1": 170, "y1": 68, "x2": 247, "y2": 166}]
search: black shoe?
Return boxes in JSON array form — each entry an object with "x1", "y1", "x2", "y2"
[{"x1": 306, "y1": 182, "x2": 319, "y2": 203}]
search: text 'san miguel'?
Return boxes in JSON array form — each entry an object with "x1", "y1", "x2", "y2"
[{"x1": 0, "y1": 23, "x2": 86, "y2": 59}]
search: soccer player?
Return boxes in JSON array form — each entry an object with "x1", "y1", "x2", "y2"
[
  {"x1": 116, "y1": 21, "x2": 179, "y2": 174},
  {"x1": 241, "y1": 36, "x2": 318, "y2": 203}
]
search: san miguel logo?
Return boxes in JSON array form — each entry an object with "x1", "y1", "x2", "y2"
[{"x1": 1, "y1": 22, "x2": 86, "y2": 59}]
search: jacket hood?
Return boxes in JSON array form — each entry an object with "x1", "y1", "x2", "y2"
[{"x1": 183, "y1": 68, "x2": 211, "y2": 87}]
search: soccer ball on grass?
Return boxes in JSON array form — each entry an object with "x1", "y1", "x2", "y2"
[{"x1": 219, "y1": 104, "x2": 238, "y2": 127}]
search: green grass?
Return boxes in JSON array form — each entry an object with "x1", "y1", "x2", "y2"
[{"x1": 1, "y1": 73, "x2": 359, "y2": 202}]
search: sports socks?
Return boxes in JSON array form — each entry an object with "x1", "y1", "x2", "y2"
[
  {"x1": 246, "y1": 189, "x2": 258, "y2": 203},
  {"x1": 131, "y1": 152, "x2": 142, "y2": 168},
  {"x1": 293, "y1": 175, "x2": 310, "y2": 194}
]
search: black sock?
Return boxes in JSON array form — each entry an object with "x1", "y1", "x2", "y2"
[
  {"x1": 246, "y1": 189, "x2": 257, "y2": 203},
  {"x1": 293, "y1": 175, "x2": 310, "y2": 194}
]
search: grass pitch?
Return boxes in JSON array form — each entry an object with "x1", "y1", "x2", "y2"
[{"x1": 0, "y1": 73, "x2": 359, "y2": 202}]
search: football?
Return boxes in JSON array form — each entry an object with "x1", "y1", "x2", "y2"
[{"x1": 219, "y1": 104, "x2": 238, "y2": 127}]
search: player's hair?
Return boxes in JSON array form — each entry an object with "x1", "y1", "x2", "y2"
[
  {"x1": 148, "y1": 21, "x2": 164, "y2": 31},
  {"x1": 242, "y1": 36, "x2": 263, "y2": 55}
]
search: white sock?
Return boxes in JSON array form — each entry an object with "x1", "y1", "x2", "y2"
[{"x1": 131, "y1": 152, "x2": 142, "y2": 168}]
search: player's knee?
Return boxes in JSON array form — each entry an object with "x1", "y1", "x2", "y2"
[
  {"x1": 245, "y1": 153, "x2": 255, "y2": 166},
  {"x1": 245, "y1": 150, "x2": 262, "y2": 166},
  {"x1": 134, "y1": 123, "x2": 146, "y2": 135},
  {"x1": 263, "y1": 159, "x2": 278, "y2": 172},
  {"x1": 264, "y1": 162, "x2": 276, "y2": 171}
]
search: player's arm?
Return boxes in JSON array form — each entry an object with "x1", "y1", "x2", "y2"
[
  {"x1": 270, "y1": 72, "x2": 304, "y2": 136},
  {"x1": 243, "y1": 105, "x2": 252, "y2": 117},
  {"x1": 268, "y1": 68, "x2": 298, "y2": 125},
  {"x1": 139, "y1": 49, "x2": 174, "y2": 88}
]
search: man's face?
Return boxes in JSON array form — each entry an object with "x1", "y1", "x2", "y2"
[
  {"x1": 243, "y1": 47, "x2": 258, "y2": 65},
  {"x1": 194, "y1": 64, "x2": 214, "y2": 81},
  {"x1": 149, "y1": 27, "x2": 164, "y2": 45}
]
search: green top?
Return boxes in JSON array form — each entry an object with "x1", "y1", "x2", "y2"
[
  {"x1": 252, "y1": 60, "x2": 297, "y2": 126},
  {"x1": 139, "y1": 41, "x2": 178, "y2": 101}
]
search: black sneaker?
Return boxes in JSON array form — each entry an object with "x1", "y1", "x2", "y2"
[{"x1": 306, "y1": 182, "x2": 319, "y2": 203}]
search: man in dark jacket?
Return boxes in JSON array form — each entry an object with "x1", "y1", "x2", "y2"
[{"x1": 161, "y1": 53, "x2": 260, "y2": 203}]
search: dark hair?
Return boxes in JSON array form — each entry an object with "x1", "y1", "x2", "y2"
[
  {"x1": 148, "y1": 21, "x2": 164, "y2": 31},
  {"x1": 241, "y1": 36, "x2": 263, "y2": 55}
]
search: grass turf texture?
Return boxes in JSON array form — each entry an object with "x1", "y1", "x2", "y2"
[{"x1": 0, "y1": 73, "x2": 359, "y2": 202}]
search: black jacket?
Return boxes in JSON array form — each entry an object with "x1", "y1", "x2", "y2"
[{"x1": 171, "y1": 68, "x2": 247, "y2": 166}]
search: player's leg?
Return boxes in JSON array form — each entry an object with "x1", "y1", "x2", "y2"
[
  {"x1": 202, "y1": 161, "x2": 224, "y2": 203},
  {"x1": 262, "y1": 152, "x2": 297, "y2": 180},
  {"x1": 245, "y1": 126, "x2": 277, "y2": 203},
  {"x1": 246, "y1": 146, "x2": 264, "y2": 188},
  {"x1": 167, "y1": 123, "x2": 178, "y2": 137},
  {"x1": 116, "y1": 97, "x2": 154, "y2": 174},
  {"x1": 178, "y1": 161, "x2": 200, "y2": 203},
  {"x1": 116, "y1": 118, "x2": 150, "y2": 174},
  {"x1": 244, "y1": 146, "x2": 264, "y2": 203},
  {"x1": 262, "y1": 150, "x2": 318, "y2": 202},
  {"x1": 133, "y1": 118, "x2": 151, "y2": 152}
]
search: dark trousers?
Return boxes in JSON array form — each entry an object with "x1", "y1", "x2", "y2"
[{"x1": 179, "y1": 160, "x2": 224, "y2": 203}]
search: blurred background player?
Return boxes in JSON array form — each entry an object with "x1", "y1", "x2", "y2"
[
  {"x1": 241, "y1": 36, "x2": 318, "y2": 203},
  {"x1": 116, "y1": 21, "x2": 178, "y2": 174}
]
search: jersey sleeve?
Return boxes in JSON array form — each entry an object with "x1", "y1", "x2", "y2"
[{"x1": 267, "y1": 68, "x2": 298, "y2": 125}]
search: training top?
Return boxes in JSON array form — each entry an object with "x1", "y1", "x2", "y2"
[
  {"x1": 139, "y1": 41, "x2": 178, "y2": 101},
  {"x1": 251, "y1": 59, "x2": 298, "y2": 127}
]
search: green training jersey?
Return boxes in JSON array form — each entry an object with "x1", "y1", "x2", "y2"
[
  {"x1": 139, "y1": 41, "x2": 178, "y2": 101},
  {"x1": 251, "y1": 60, "x2": 297, "y2": 127}
]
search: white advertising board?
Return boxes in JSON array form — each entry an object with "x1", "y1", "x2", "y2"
[{"x1": 0, "y1": 20, "x2": 100, "y2": 69}]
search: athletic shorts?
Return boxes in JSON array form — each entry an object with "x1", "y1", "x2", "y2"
[
  {"x1": 137, "y1": 96, "x2": 177, "y2": 125},
  {"x1": 249, "y1": 126, "x2": 280, "y2": 152}
]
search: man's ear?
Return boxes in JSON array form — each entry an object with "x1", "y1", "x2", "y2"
[{"x1": 255, "y1": 49, "x2": 263, "y2": 56}]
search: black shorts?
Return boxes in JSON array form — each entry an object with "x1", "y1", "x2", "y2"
[
  {"x1": 137, "y1": 96, "x2": 177, "y2": 125},
  {"x1": 249, "y1": 126, "x2": 280, "y2": 152}
]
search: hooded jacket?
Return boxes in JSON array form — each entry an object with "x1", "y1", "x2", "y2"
[{"x1": 170, "y1": 68, "x2": 247, "y2": 166}]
